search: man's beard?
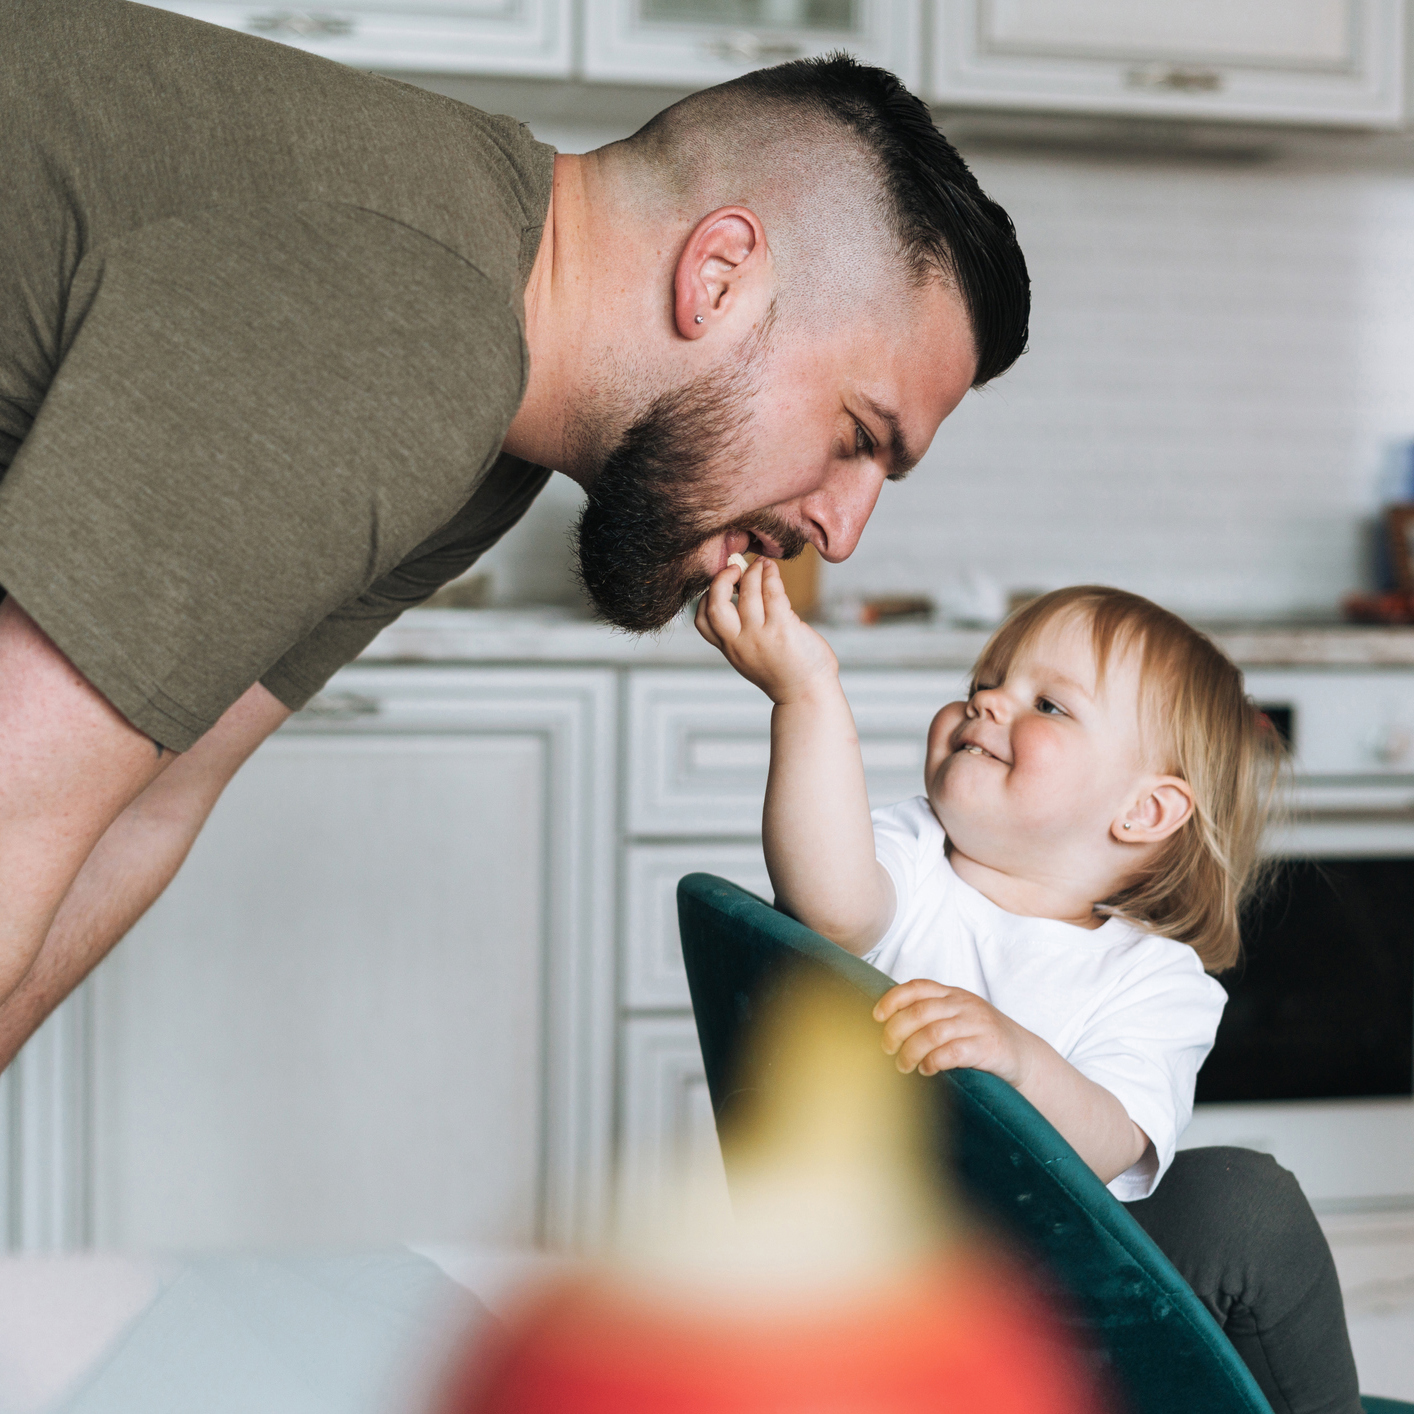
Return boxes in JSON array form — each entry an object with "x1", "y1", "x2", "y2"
[{"x1": 574, "y1": 333, "x2": 806, "y2": 633}]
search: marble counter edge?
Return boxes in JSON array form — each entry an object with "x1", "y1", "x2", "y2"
[{"x1": 353, "y1": 610, "x2": 1414, "y2": 670}]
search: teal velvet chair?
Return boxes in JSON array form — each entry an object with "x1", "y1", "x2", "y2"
[{"x1": 677, "y1": 873, "x2": 1410, "y2": 1414}]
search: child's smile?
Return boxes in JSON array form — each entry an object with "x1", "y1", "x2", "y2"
[
  {"x1": 920, "y1": 608, "x2": 1190, "y2": 923},
  {"x1": 953, "y1": 737, "x2": 1009, "y2": 764}
]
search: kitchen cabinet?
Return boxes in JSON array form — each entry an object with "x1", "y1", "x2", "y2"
[
  {"x1": 617, "y1": 1014, "x2": 729, "y2": 1226},
  {"x1": 1, "y1": 667, "x2": 616, "y2": 1253},
  {"x1": 145, "y1": 0, "x2": 574, "y2": 75},
  {"x1": 137, "y1": 0, "x2": 1406, "y2": 129},
  {"x1": 9, "y1": 618, "x2": 1414, "y2": 1255},
  {"x1": 581, "y1": 0, "x2": 922, "y2": 90},
  {"x1": 930, "y1": 0, "x2": 1407, "y2": 127},
  {"x1": 614, "y1": 666, "x2": 962, "y2": 1218}
]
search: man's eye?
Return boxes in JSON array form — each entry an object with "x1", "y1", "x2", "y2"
[{"x1": 854, "y1": 421, "x2": 875, "y2": 457}]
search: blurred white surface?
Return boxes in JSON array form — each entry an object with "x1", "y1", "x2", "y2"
[
  {"x1": 0, "y1": 1247, "x2": 515, "y2": 1414},
  {"x1": 0, "y1": 1255, "x2": 167, "y2": 1414},
  {"x1": 1323, "y1": 1210, "x2": 1414, "y2": 1402}
]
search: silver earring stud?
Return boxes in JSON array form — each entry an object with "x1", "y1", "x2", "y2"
[
  {"x1": 694, "y1": 315, "x2": 704, "y2": 324},
  {"x1": 1123, "y1": 823, "x2": 1132, "y2": 830}
]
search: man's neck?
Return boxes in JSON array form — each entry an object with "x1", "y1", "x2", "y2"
[
  {"x1": 502, "y1": 152, "x2": 593, "y2": 475},
  {"x1": 946, "y1": 846, "x2": 1109, "y2": 931}
]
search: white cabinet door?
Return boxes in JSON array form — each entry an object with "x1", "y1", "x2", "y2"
[
  {"x1": 584, "y1": 0, "x2": 922, "y2": 90},
  {"x1": 145, "y1": 0, "x2": 573, "y2": 75},
  {"x1": 623, "y1": 842, "x2": 771, "y2": 1008},
  {"x1": 617, "y1": 1016, "x2": 728, "y2": 1231},
  {"x1": 931, "y1": 0, "x2": 1406, "y2": 127},
  {"x1": 87, "y1": 666, "x2": 615, "y2": 1253}
]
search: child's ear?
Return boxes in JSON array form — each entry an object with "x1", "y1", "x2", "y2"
[{"x1": 1112, "y1": 777, "x2": 1194, "y2": 846}]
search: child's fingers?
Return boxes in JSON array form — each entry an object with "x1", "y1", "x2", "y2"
[
  {"x1": 694, "y1": 565, "x2": 743, "y2": 647},
  {"x1": 701, "y1": 565, "x2": 744, "y2": 641},
  {"x1": 734, "y1": 556, "x2": 768, "y2": 630},
  {"x1": 693, "y1": 590, "x2": 723, "y2": 649},
  {"x1": 879, "y1": 998, "x2": 963, "y2": 1057},
  {"x1": 873, "y1": 978, "x2": 952, "y2": 1024},
  {"x1": 893, "y1": 1016, "x2": 989, "y2": 1074},
  {"x1": 914, "y1": 1040, "x2": 976, "y2": 1077},
  {"x1": 760, "y1": 559, "x2": 793, "y2": 618}
]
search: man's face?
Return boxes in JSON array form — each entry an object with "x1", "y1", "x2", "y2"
[{"x1": 576, "y1": 280, "x2": 976, "y2": 631}]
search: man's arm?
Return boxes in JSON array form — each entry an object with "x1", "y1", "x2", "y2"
[{"x1": 0, "y1": 598, "x2": 291, "y2": 1070}]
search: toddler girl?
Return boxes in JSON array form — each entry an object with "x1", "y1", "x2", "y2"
[{"x1": 696, "y1": 568, "x2": 1284, "y2": 1199}]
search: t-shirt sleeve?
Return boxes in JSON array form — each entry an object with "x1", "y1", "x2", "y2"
[
  {"x1": 0, "y1": 202, "x2": 525, "y2": 751},
  {"x1": 1066, "y1": 946, "x2": 1228, "y2": 1201},
  {"x1": 864, "y1": 797, "x2": 945, "y2": 972},
  {"x1": 261, "y1": 455, "x2": 551, "y2": 711}
]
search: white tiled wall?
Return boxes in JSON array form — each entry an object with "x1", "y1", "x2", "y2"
[
  {"x1": 481, "y1": 115, "x2": 1414, "y2": 622},
  {"x1": 830, "y1": 149, "x2": 1414, "y2": 621}
]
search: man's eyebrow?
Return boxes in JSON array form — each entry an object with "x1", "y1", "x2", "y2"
[{"x1": 859, "y1": 395, "x2": 919, "y2": 482}]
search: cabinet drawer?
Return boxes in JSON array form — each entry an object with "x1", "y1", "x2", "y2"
[
  {"x1": 624, "y1": 843, "x2": 770, "y2": 1009},
  {"x1": 626, "y1": 669, "x2": 968, "y2": 837},
  {"x1": 930, "y1": 0, "x2": 1405, "y2": 128},
  {"x1": 617, "y1": 1016, "x2": 728, "y2": 1230},
  {"x1": 583, "y1": 0, "x2": 921, "y2": 90},
  {"x1": 145, "y1": 0, "x2": 573, "y2": 76}
]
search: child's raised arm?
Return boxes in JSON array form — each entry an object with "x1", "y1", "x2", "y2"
[{"x1": 695, "y1": 559, "x2": 894, "y2": 955}]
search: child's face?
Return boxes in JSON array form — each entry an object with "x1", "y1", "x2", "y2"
[{"x1": 924, "y1": 611, "x2": 1154, "y2": 878}]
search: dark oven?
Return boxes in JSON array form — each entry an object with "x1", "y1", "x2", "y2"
[{"x1": 1182, "y1": 669, "x2": 1414, "y2": 1212}]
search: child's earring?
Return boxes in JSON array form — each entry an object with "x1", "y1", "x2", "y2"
[{"x1": 1122, "y1": 822, "x2": 1132, "y2": 830}]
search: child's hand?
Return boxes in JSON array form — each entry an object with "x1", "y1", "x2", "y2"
[
  {"x1": 874, "y1": 979, "x2": 1037, "y2": 1087},
  {"x1": 695, "y1": 556, "x2": 839, "y2": 705}
]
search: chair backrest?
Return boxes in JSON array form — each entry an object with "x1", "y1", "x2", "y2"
[{"x1": 678, "y1": 873, "x2": 1274, "y2": 1414}]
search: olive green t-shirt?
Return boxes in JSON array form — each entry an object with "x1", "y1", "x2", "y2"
[{"x1": 0, "y1": 0, "x2": 556, "y2": 750}]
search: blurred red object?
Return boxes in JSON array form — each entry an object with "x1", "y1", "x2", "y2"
[
  {"x1": 439, "y1": 1254, "x2": 1107, "y2": 1414},
  {"x1": 1343, "y1": 591, "x2": 1414, "y2": 624}
]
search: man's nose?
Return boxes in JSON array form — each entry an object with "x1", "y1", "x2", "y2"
[{"x1": 801, "y1": 467, "x2": 886, "y2": 563}]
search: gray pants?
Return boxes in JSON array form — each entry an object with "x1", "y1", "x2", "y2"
[{"x1": 1128, "y1": 1147, "x2": 1362, "y2": 1414}]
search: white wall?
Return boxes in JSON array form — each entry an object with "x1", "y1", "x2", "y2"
[
  {"x1": 834, "y1": 146, "x2": 1414, "y2": 621},
  {"x1": 481, "y1": 115, "x2": 1414, "y2": 622}
]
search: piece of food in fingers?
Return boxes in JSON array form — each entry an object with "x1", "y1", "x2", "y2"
[{"x1": 727, "y1": 552, "x2": 749, "y2": 572}]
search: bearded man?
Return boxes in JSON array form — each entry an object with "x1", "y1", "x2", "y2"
[{"x1": 0, "y1": 0, "x2": 1029, "y2": 1065}]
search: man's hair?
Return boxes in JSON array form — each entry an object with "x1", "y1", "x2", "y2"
[
  {"x1": 626, "y1": 54, "x2": 1030, "y2": 386},
  {"x1": 973, "y1": 586, "x2": 1289, "y2": 972}
]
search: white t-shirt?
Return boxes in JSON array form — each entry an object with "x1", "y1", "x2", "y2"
[{"x1": 864, "y1": 797, "x2": 1228, "y2": 1202}]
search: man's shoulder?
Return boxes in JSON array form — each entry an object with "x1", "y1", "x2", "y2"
[
  {"x1": 77, "y1": 200, "x2": 528, "y2": 374},
  {"x1": 6, "y1": 0, "x2": 554, "y2": 292}
]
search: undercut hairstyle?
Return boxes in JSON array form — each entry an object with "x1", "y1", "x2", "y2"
[
  {"x1": 623, "y1": 53, "x2": 1030, "y2": 386},
  {"x1": 973, "y1": 586, "x2": 1288, "y2": 973}
]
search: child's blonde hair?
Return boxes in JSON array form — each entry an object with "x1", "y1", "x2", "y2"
[{"x1": 972, "y1": 585, "x2": 1287, "y2": 973}]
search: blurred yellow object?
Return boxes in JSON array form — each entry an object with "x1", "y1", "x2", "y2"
[
  {"x1": 670, "y1": 971, "x2": 948, "y2": 1295},
  {"x1": 442, "y1": 976, "x2": 1107, "y2": 1414}
]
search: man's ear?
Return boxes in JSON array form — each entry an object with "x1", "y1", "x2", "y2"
[
  {"x1": 1112, "y1": 777, "x2": 1195, "y2": 846},
  {"x1": 674, "y1": 206, "x2": 766, "y2": 339}
]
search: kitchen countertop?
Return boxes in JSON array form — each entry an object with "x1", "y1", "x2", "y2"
[{"x1": 358, "y1": 608, "x2": 1414, "y2": 670}]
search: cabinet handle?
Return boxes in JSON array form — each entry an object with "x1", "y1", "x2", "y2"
[
  {"x1": 702, "y1": 31, "x2": 803, "y2": 64},
  {"x1": 247, "y1": 10, "x2": 355, "y2": 37},
  {"x1": 300, "y1": 690, "x2": 381, "y2": 719},
  {"x1": 1125, "y1": 64, "x2": 1223, "y2": 94}
]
